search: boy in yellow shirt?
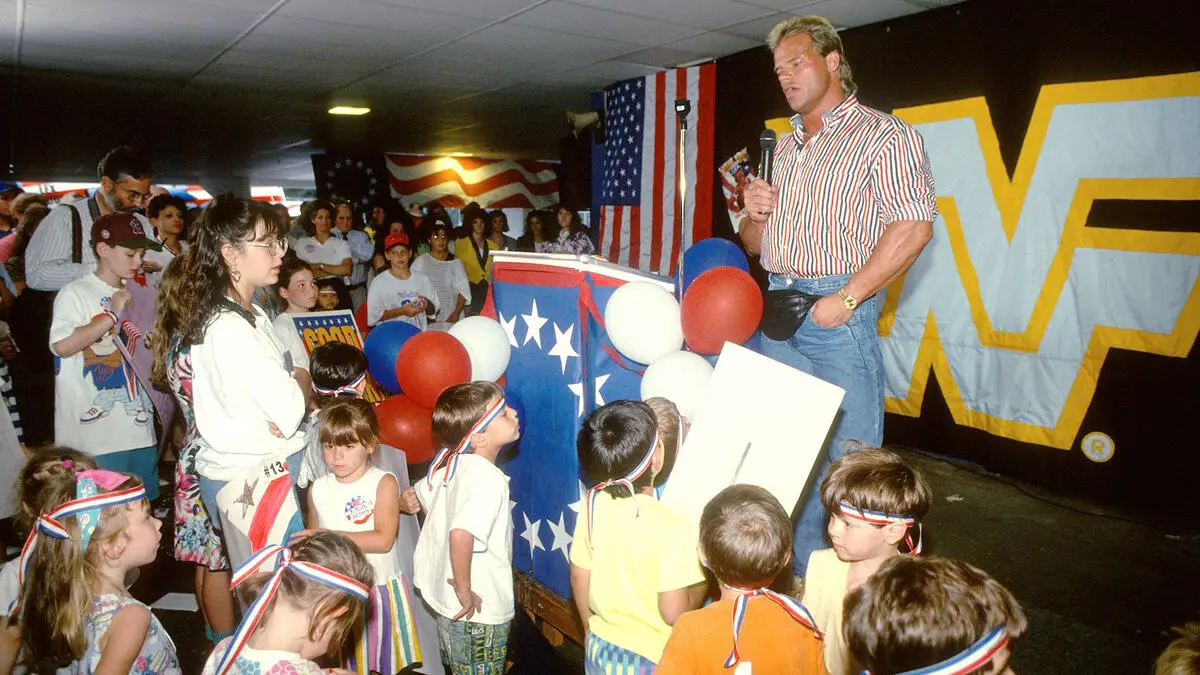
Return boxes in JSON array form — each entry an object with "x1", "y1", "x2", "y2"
[{"x1": 569, "y1": 400, "x2": 706, "y2": 672}]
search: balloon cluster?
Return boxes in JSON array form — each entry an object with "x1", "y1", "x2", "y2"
[
  {"x1": 362, "y1": 317, "x2": 513, "y2": 463},
  {"x1": 605, "y1": 238, "x2": 762, "y2": 419}
]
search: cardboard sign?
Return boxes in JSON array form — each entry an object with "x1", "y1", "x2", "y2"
[
  {"x1": 660, "y1": 342, "x2": 845, "y2": 529},
  {"x1": 290, "y1": 310, "x2": 385, "y2": 403}
]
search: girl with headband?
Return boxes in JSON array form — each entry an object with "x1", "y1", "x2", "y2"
[
  {"x1": 570, "y1": 400, "x2": 706, "y2": 673},
  {"x1": 296, "y1": 342, "x2": 371, "y2": 488},
  {"x1": 19, "y1": 465, "x2": 179, "y2": 674},
  {"x1": 803, "y1": 445, "x2": 933, "y2": 675},
  {"x1": 204, "y1": 531, "x2": 374, "y2": 675},
  {"x1": 297, "y1": 397, "x2": 424, "y2": 675},
  {"x1": 0, "y1": 448, "x2": 98, "y2": 673}
]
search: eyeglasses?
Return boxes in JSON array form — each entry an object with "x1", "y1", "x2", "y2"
[
  {"x1": 430, "y1": 232, "x2": 448, "y2": 239},
  {"x1": 246, "y1": 238, "x2": 289, "y2": 255}
]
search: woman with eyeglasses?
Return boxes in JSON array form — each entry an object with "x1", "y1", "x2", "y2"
[{"x1": 152, "y1": 195, "x2": 307, "y2": 568}]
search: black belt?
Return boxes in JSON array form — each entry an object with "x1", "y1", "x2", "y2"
[{"x1": 345, "y1": 282, "x2": 366, "y2": 291}]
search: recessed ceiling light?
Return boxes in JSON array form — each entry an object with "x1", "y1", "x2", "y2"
[{"x1": 328, "y1": 106, "x2": 370, "y2": 116}]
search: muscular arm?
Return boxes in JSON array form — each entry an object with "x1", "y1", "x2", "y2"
[{"x1": 843, "y1": 219, "x2": 933, "y2": 301}]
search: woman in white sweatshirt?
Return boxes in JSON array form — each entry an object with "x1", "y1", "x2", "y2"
[{"x1": 153, "y1": 195, "x2": 306, "y2": 566}]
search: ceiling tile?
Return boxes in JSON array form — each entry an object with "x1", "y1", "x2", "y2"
[
  {"x1": 571, "y1": 0, "x2": 772, "y2": 30},
  {"x1": 508, "y1": 1, "x2": 699, "y2": 47},
  {"x1": 278, "y1": 0, "x2": 487, "y2": 35},
  {"x1": 368, "y1": 0, "x2": 544, "y2": 21},
  {"x1": 719, "y1": 11, "x2": 794, "y2": 39},
  {"x1": 666, "y1": 30, "x2": 762, "y2": 55},
  {"x1": 455, "y1": 22, "x2": 639, "y2": 61},
  {"x1": 617, "y1": 46, "x2": 706, "y2": 68},
  {"x1": 790, "y1": 0, "x2": 922, "y2": 27}
]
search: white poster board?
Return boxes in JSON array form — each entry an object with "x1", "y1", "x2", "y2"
[{"x1": 660, "y1": 342, "x2": 844, "y2": 529}]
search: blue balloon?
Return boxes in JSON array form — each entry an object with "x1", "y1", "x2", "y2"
[
  {"x1": 675, "y1": 237, "x2": 750, "y2": 298},
  {"x1": 362, "y1": 321, "x2": 421, "y2": 394}
]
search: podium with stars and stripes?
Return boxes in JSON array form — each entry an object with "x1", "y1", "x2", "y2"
[{"x1": 486, "y1": 252, "x2": 671, "y2": 625}]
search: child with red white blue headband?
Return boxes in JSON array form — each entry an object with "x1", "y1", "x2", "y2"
[
  {"x1": 844, "y1": 556, "x2": 1027, "y2": 675},
  {"x1": 570, "y1": 400, "x2": 706, "y2": 673},
  {"x1": 18, "y1": 464, "x2": 179, "y2": 674},
  {"x1": 297, "y1": 397, "x2": 424, "y2": 675},
  {"x1": 802, "y1": 444, "x2": 932, "y2": 675},
  {"x1": 413, "y1": 381, "x2": 519, "y2": 675},
  {"x1": 658, "y1": 484, "x2": 825, "y2": 675},
  {"x1": 204, "y1": 531, "x2": 374, "y2": 675}
]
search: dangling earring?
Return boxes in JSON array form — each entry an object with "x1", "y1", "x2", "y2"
[{"x1": 230, "y1": 266, "x2": 242, "y2": 284}]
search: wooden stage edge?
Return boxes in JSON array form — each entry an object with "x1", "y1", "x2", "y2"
[{"x1": 515, "y1": 569, "x2": 584, "y2": 647}]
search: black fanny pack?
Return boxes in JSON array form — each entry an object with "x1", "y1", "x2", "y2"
[{"x1": 760, "y1": 289, "x2": 823, "y2": 341}]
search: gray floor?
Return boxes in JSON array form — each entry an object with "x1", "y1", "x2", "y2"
[
  {"x1": 903, "y1": 449, "x2": 1200, "y2": 675},
  {"x1": 126, "y1": 449, "x2": 1200, "y2": 674}
]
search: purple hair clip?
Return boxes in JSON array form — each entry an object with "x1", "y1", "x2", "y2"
[{"x1": 61, "y1": 459, "x2": 74, "y2": 469}]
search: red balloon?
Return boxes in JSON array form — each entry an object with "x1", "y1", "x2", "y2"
[
  {"x1": 396, "y1": 331, "x2": 471, "y2": 408},
  {"x1": 375, "y1": 394, "x2": 437, "y2": 463},
  {"x1": 680, "y1": 266, "x2": 763, "y2": 354},
  {"x1": 354, "y1": 303, "x2": 370, "y2": 337}
]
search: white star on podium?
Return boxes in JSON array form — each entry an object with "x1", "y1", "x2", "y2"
[
  {"x1": 568, "y1": 382, "x2": 585, "y2": 418},
  {"x1": 548, "y1": 322, "x2": 578, "y2": 374},
  {"x1": 594, "y1": 373, "x2": 611, "y2": 407},
  {"x1": 520, "y1": 511, "x2": 544, "y2": 557},
  {"x1": 498, "y1": 311, "x2": 519, "y2": 348},
  {"x1": 521, "y1": 300, "x2": 548, "y2": 349},
  {"x1": 547, "y1": 512, "x2": 573, "y2": 562}
]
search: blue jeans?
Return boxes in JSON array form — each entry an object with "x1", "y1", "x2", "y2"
[{"x1": 759, "y1": 273, "x2": 885, "y2": 577}]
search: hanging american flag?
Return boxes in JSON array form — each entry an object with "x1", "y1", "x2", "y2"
[
  {"x1": 385, "y1": 155, "x2": 559, "y2": 209},
  {"x1": 598, "y1": 64, "x2": 716, "y2": 277}
]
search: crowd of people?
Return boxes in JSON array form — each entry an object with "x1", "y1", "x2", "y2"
[{"x1": 0, "y1": 10, "x2": 1195, "y2": 675}]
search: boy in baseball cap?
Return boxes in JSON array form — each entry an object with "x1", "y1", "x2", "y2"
[
  {"x1": 48, "y1": 212, "x2": 162, "y2": 498},
  {"x1": 366, "y1": 231, "x2": 436, "y2": 330}
]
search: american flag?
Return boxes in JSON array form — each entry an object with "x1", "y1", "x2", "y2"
[
  {"x1": 487, "y1": 253, "x2": 668, "y2": 597},
  {"x1": 598, "y1": 64, "x2": 716, "y2": 277},
  {"x1": 386, "y1": 155, "x2": 559, "y2": 209}
]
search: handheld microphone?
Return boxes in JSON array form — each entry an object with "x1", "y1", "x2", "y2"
[{"x1": 759, "y1": 129, "x2": 778, "y2": 184}]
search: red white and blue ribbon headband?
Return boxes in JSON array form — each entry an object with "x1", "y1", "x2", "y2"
[
  {"x1": 723, "y1": 587, "x2": 821, "y2": 668},
  {"x1": 426, "y1": 396, "x2": 507, "y2": 489},
  {"x1": 839, "y1": 502, "x2": 923, "y2": 555},
  {"x1": 12, "y1": 471, "x2": 144, "y2": 613},
  {"x1": 215, "y1": 544, "x2": 370, "y2": 675},
  {"x1": 867, "y1": 626, "x2": 1008, "y2": 675},
  {"x1": 313, "y1": 372, "x2": 366, "y2": 398},
  {"x1": 585, "y1": 431, "x2": 659, "y2": 540}
]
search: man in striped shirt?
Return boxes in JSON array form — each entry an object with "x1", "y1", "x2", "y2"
[{"x1": 740, "y1": 16, "x2": 938, "y2": 577}]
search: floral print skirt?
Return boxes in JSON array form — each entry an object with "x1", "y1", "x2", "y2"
[{"x1": 174, "y1": 441, "x2": 229, "y2": 570}]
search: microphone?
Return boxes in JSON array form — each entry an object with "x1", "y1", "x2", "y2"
[{"x1": 759, "y1": 129, "x2": 778, "y2": 184}]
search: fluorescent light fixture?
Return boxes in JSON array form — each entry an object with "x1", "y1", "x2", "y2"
[{"x1": 328, "y1": 106, "x2": 370, "y2": 116}]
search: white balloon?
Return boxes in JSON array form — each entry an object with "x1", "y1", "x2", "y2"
[
  {"x1": 640, "y1": 351, "x2": 714, "y2": 421},
  {"x1": 448, "y1": 316, "x2": 512, "y2": 381},
  {"x1": 604, "y1": 282, "x2": 684, "y2": 365}
]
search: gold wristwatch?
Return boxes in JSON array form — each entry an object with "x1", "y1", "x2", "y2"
[{"x1": 837, "y1": 287, "x2": 859, "y2": 310}]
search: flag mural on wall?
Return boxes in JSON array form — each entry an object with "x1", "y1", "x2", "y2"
[
  {"x1": 385, "y1": 155, "x2": 559, "y2": 209},
  {"x1": 597, "y1": 63, "x2": 717, "y2": 277},
  {"x1": 488, "y1": 254, "x2": 659, "y2": 597},
  {"x1": 312, "y1": 154, "x2": 391, "y2": 208}
]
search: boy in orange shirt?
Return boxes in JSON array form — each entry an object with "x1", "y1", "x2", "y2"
[{"x1": 658, "y1": 484, "x2": 826, "y2": 674}]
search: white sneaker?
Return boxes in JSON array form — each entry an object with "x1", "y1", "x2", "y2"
[{"x1": 80, "y1": 407, "x2": 108, "y2": 424}]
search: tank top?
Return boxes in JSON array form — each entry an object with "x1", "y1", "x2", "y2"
[{"x1": 311, "y1": 467, "x2": 403, "y2": 583}]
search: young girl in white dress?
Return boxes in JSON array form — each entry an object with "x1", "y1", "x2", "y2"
[{"x1": 301, "y1": 397, "x2": 424, "y2": 674}]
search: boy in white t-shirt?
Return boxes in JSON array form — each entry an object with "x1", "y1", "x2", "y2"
[
  {"x1": 366, "y1": 233, "x2": 435, "y2": 330},
  {"x1": 49, "y1": 212, "x2": 161, "y2": 498},
  {"x1": 414, "y1": 381, "x2": 519, "y2": 674}
]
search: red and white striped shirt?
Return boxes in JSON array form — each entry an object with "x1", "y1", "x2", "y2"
[{"x1": 760, "y1": 95, "x2": 938, "y2": 278}]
